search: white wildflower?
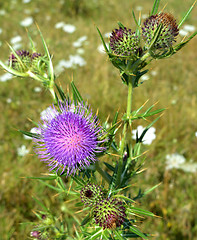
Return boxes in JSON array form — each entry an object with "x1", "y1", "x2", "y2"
[
  {"x1": 179, "y1": 29, "x2": 188, "y2": 36},
  {"x1": 34, "y1": 87, "x2": 42, "y2": 93},
  {"x1": 165, "y1": 153, "x2": 186, "y2": 170},
  {"x1": 23, "y1": 0, "x2": 31, "y2": 3},
  {"x1": 17, "y1": 145, "x2": 29, "y2": 156},
  {"x1": 132, "y1": 125, "x2": 156, "y2": 145},
  {"x1": 55, "y1": 22, "x2": 65, "y2": 29},
  {"x1": 183, "y1": 24, "x2": 195, "y2": 32},
  {"x1": 141, "y1": 74, "x2": 149, "y2": 81},
  {"x1": 136, "y1": 6, "x2": 143, "y2": 11},
  {"x1": 63, "y1": 24, "x2": 76, "y2": 33},
  {"x1": 76, "y1": 48, "x2": 85, "y2": 55},
  {"x1": 24, "y1": 127, "x2": 41, "y2": 140},
  {"x1": 10, "y1": 35, "x2": 22, "y2": 44},
  {"x1": 0, "y1": 73, "x2": 13, "y2": 82},
  {"x1": 20, "y1": 17, "x2": 33, "y2": 27},
  {"x1": 40, "y1": 107, "x2": 58, "y2": 121},
  {"x1": 179, "y1": 163, "x2": 197, "y2": 173},
  {"x1": 97, "y1": 44, "x2": 106, "y2": 54}
]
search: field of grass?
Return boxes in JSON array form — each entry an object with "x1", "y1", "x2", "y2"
[{"x1": 0, "y1": 0, "x2": 197, "y2": 239}]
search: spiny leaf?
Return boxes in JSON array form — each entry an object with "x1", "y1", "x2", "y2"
[
  {"x1": 178, "y1": 1, "x2": 196, "y2": 28},
  {"x1": 71, "y1": 81, "x2": 83, "y2": 103},
  {"x1": 97, "y1": 27, "x2": 109, "y2": 54},
  {"x1": 151, "y1": 0, "x2": 161, "y2": 15}
]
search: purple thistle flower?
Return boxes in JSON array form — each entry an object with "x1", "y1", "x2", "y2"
[
  {"x1": 33, "y1": 101, "x2": 106, "y2": 175},
  {"x1": 93, "y1": 198, "x2": 126, "y2": 229}
]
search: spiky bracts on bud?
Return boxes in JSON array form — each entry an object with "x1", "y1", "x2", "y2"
[
  {"x1": 110, "y1": 27, "x2": 141, "y2": 58},
  {"x1": 93, "y1": 198, "x2": 126, "y2": 229},
  {"x1": 9, "y1": 50, "x2": 31, "y2": 71},
  {"x1": 8, "y1": 50, "x2": 46, "y2": 74},
  {"x1": 142, "y1": 12, "x2": 179, "y2": 49},
  {"x1": 32, "y1": 101, "x2": 107, "y2": 175},
  {"x1": 80, "y1": 183, "x2": 104, "y2": 206},
  {"x1": 31, "y1": 52, "x2": 48, "y2": 74}
]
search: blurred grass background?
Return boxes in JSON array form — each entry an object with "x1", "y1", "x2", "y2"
[{"x1": 0, "y1": 0, "x2": 197, "y2": 239}]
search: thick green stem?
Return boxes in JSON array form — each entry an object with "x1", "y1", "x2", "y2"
[
  {"x1": 116, "y1": 77, "x2": 133, "y2": 186},
  {"x1": 95, "y1": 161, "x2": 111, "y2": 184}
]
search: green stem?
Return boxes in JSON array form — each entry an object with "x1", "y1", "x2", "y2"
[
  {"x1": 95, "y1": 161, "x2": 111, "y2": 184},
  {"x1": 116, "y1": 76, "x2": 133, "y2": 186}
]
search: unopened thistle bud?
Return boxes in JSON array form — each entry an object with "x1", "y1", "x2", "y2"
[
  {"x1": 30, "y1": 230, "x2": 41, "y2": 239},
  {"x1": 9, "y1": 50, "x2": 31, "y2": 71},
  {"x1": 31, "y1": 53, "x2": 48, "y2": 74},
  {"x1": 93, "y1": 198, "x2": 126, "y2": 229},
  {"x1": 110, "y1": 27, "x2": 141, "y2": 58},
  {"x1": 142, "y1": 12, "x2": 179, "y2": 49},
  {"x1": 80, "y1": 183, "x2": 104, "y2": 207}
]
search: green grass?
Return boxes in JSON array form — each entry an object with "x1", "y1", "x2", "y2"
[{"x1": 0, "y1": 0, "x2": 197, "y2": 239}]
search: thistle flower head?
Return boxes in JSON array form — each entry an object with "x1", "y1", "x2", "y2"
[
  {"x1": 9, "y1": 50, "x2": 31, "y2": 71},
  {"x1": 30, "y1": 230, "x2": 41, "y2": 239},
  {"x1": 33, "y1": 101, "x2": 107, "y2": 175},
  {"x1": 93, "y1": 198, "x2": 126, "y2": 229},
  {"x1": 142, "y1": 12, "x2": 179, "y2": 49},
  {"x1": 110, "y1": 27, "x2": 141, "y2": 58},
  {"x1": 31, "y1": 52, "x2": 48, "y2": 74},
  {"x1": 80, "y1": 183, "x2": 104, "y2": 206}
]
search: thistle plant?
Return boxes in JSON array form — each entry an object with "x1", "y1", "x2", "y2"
[{"x1": 0, "y1": 0, "x2": 196, "y2": 239}]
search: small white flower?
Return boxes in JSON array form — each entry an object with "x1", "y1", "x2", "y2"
[
  {"x1": 179, "y1": 163, "x2": 197, "y2": 173},
  {"x1": 69, "y1": 55, "x2": 86, "y2": 67},
  {"x1": 0, "y1": 28, "x2": 2, "y2": 34},
  {"x1": 183, "y1": 24, "x2": 195, "y2": 32},
  {"x1": 179, "y1": 29, "x2": 188, "y2": 36},
  {"x1": 72, "y1": 36, "x2": 87, "y2": 48},
  {"x1": 10, "y1": 35, "x2": 22, "y2": 44},
  {"x1": 97, "y1": 44, "x2": 106, "y2": 54},
  {"x1": 34, "y1": 87, "x2": 42, "y2": 93},
  {"x1": 141, "y1": 74, "x2": 149, "y2": 81},
  {"x1": 0, "y1": 10, "x2": 6, "y2": 15},
  {"x1": 142, "y1": 14, "x2": 148, "y2": 19},
  {"x1": 132, "y1": 125, "x2": 156, "y2": 145},
  {"x1": 12, "y1": 43, "x2": 23, "y2": 50},
  {"x1": 40, "y1": 107, "x2": 58, "y2": 121},
  {"x1": 17, "y1": 145, "x2": 29, "y2": 156},
  {"x1": 6, "y1": 98, "x2": 12, "y2": 103},
  {"x1": 151, "y1": 70, "x2": 157, "y2": 76},
  {"x1": 195, "y1": 131, "x2": 197, "y2": 137},
  {"x1": 63, "y1": 24, "x2": 76, "y2": 33},
  {"x1": 76, "y1": 48, "x2": 85, "y2": 55},
  {"x1": 24, "y1": 127, "x2": 41, "y2": 140},
  {"x1": 136, "y1": 6, "x2": 143, "y2": 11},
  {"x1": 0, "y1": 73, "x2": 13, "y2": 82},
  {"x1": 165, "y1": 153, "x2": 186, "y2": 170},
  {"x1": 73, "y1": 41, "x2": 82, "y2": 48},
  {"x1": 20, "y1": 17, "x2": 33, "y2": 27},
  {"x1": 23, "y1": 0, "x2": 31, "y2": 3},
  {"x1": 104, "y1": 32, "x2": 111, "y2": 38},
  {"x1": 55, "y1": 21, "x2": 65, "y2": 29}
]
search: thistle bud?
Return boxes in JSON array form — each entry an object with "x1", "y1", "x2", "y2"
[
  {"x1": 80, "y1": 183, "x2": 104, "y2": 207},
  {"x1": 8, "y1": 50, "x2": 31, "y2": 71},
  {"x1": 110, "y1": 27, "x2": 141, "y2": 59},
  {"x1": 30, "y1": 230, "x2": 41, "y2": 239},
  {"x1": 142, "y1": 12, "x2": 179, "y2": 49},
  {"x1": 93, "y1": 198, "x2": 126, "y2": 229}
]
